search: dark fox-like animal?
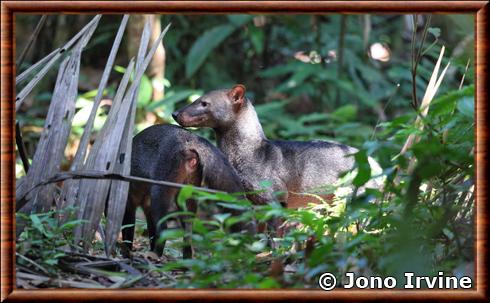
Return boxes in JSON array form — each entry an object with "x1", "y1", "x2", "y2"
[
  {"x1": 123, "y1": 124, "x2": 246, "y2": 258},
  {"x1": 173, "y1": 85, "x2": 382, "y2": 208}
]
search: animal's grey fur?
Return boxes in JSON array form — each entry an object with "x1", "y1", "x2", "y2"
[{"x1": 173, "y1": 87, "x2": 382, "y2": 206}]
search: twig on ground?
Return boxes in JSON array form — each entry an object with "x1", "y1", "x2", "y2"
[{"x1": 16, "y1": 252, "x2": 49, "y2": 275}]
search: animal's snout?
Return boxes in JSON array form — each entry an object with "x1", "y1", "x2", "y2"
[
  {"x1": 172, "y1": 111, "x2": 179, "y2": 121},
  {"x1": 172, "y1": 107, "x2": 204, "y2": 127}
]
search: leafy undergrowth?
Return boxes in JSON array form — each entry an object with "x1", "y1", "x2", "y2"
[{"x1": 16, "y1": 179, "x2": 473, "y2": 289}]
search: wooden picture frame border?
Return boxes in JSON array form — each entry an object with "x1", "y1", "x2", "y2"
[{"x1": 1, "y1": 1, "x2": 487, "y2": 301}]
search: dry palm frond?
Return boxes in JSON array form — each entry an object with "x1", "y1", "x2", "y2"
[
  {"x1": 399, "y1": 46, "x2": 450, "y2": 166},
  {"x1": 73, "y1": 21, "x2": 171, "y2": 253},
  {"x1": 16, "y1": 17, "x2": 101, "y2": 236},
  {"x1": 104, "y1": 19, "x2": 152, "y2": 256},
  {"x1": 59, "y1": 15, "x2": 130, "y2": 220},
  {"x1": 15, "y1": 15, "x2": 102, "y2": 111},
  {"x1": 16, "y1": 16, "x2": 172, "y2": 257}
]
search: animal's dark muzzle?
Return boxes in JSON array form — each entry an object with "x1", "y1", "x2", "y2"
[{"x1": 172, "y1": 111, "x2": 179, "y2": 121}]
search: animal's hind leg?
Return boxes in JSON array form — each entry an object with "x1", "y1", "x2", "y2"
[
  {"x1": 121, "y1": 203, "x2": 136, "y2": 251},
  {"x1": 122, "y1": 184, "x2": 145, "y2": 252},
  {"x1": 149, "y1": 185, "x2": 175, "y2": 256},
  {"x1": 264, "y1": 190, "x2": 289, "y2": 239}
]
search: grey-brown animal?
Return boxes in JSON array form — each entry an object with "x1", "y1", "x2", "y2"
[
  {"x1": 123, "y1": 124, "x2": 246, "y2": 258},
  {"x1": 172, "y1": 85, "x2": 382, "y2": 209}
]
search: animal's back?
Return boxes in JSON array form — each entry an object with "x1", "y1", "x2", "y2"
[
  {"x1": 270, "y1": 139, "x2": 358, "y2": 191},
  {"x1": 131, "y1": 124, "x2": 194, "y2": 180},
  {"x1": 131, "y1": 124, "x2": 244, "y2": 193}
]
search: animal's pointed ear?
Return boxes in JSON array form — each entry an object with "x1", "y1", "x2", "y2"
[
  {"x1": 183, "y1": 149, "x2": 200, "y2": 173},
  {"x1": 185, "y1": 148, "x2": 208, "y2": 187},
  {"x1": 228, "y1": 84, "x2": 246, "y2": 106}
]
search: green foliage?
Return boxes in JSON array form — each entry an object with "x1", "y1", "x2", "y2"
[
  {"x1": 16, "y1": 209, "x2": 86, "y2": 275},
  {"x1": 352, "y1": 150, "x2": 371, "y2": 187},
  {"x1": 137, "y1": 74, "x2": 153, "y2": 107},
  {"x1": 186, "y1": 24, "x2": 236, "y2": 78},
  {"x1": 185, "y1": 15, "x2": 252, "y2": 78}
]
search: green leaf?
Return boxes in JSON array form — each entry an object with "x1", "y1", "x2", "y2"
[
  {"x1": 114, "y1": 65, "x2": 126, "y2": 74},
  {"x1": 255, "y1": 100, "x2": 287, "y2": 119},
  {"x1": 45, "y1": 259, "x2": 58, "y2": 265},
  {"x1": 442, "y1": 228, "x2": 454, "y2": 240},
  {"x1": 331, "y1": 104, "x2": 358, "y2": 122},
  {"x1": 213, "y1": 213, "x2": 231, "y2": 224},
  {"x1": 59, "y1": 219, "x2": 86, "y2": 230},
  {"x1": 72, "y1": 106, "x2": 92, "y2": 127},
  {"x1": 214, "y1": 192, "x2": 239, "y2": 202},
  {"x1": 157, "y1": 211, "x2": 195, "y2": 228},
  {"x1": 227, "y1": 15, "x2": 253, "y2": 27},
  {"x1": 186, "y1": 24, "x2": 235, "y2": 78},
  {"x1": 249, "y1": 27, "x2": 264, "y2": 54},
  {"x1": 191, "y1": 219, "x2": 209, "y2": 235},
  {"x1": 419, "y1": 161, "x2": 443, "y2": 179},
  {"x1": 259, "y1": 62, "x2": 302, "y2": 78},
  {"x1": 158, "y1": 229, "x2": 185, "y2": 243},
  {"x1": 81, "y1": 89, "x2": 99, "y2": 99},
  {"x1": 72, "y1": 100, "x2": 107, "y2": 131},
  {"x1": 137, "y1": 74, "x2": 153, "y2": 107},
  {"x1": 257, "y1": 277, "x2": 281, "y2": 289},
  {"x1": 29, "y1": 214, "x2": 44, "y2": 234},
  {"x1": 353, "y1": 150, "x2": 371, "y2": 187},
  {"x1": 457, "y1": 97, "x2": 474, "y2": 118},
  {"x1": 217, "y1": 202, "x2": 248, "y2": 211},
  {"x1": 428, "y1": 27, "x2": 441, "y2": 38},
  {"x1": 430, "y1": 85, "x2": 474, "y2": 116},
  {"x1": 247, "y1": 240, "x2": 266, "y2": 252},
  {"x1": 276, "y1": 64, "x2": 321, "y2": 92},
  {"x1": 177, "y1": 185, "x2": 194, "y2": 210},
  {"x1": 148, "y1": 90, "x2": 200, "y2": 111}
]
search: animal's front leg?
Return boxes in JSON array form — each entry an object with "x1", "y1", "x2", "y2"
[{"x1": 122, "y1": 192, "x2": 137, "y2": 251}]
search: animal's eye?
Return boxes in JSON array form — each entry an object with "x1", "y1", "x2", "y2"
[{"x1": 201, "y1": 101, "x2": 208, "y2": 107}]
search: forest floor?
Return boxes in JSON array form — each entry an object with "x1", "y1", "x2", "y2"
[{"x1": 16, "y1": 213, "x2": 194, "y2": 289}]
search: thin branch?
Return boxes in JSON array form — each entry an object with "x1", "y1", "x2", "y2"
[
  {"x1": 16, "y1": 15, "x2": 48, "y2": 70},
  {"x1": 410, "y1": 15, "x2": 417, "y2": 69},
  {"x1": 16, "y1": 121, "x2": 30, "y2": 173},
  {"x1": 410, "y1": 15, "x2": 432, "y2": 111},
  {"x1": 410, "y1": 15, "x2": 419, "y2": 110},
  {"x1": 335, "y1": 15, "x2": 347, "y2": 106},
  {"x1": 16, "y1": 252, "x2": 49, "y2": 275},
  {"x1": 421, "y1": 37, "x2": 439, "y2": 57},
  {"x1": 415, "y1": 15, "x2": 432, "y2": 63},
  {"x1": 18, "y1": 170, "x2": 224, "y2": 203}
]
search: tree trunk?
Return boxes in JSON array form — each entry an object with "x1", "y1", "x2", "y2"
[{"x1": 127, "y1": 15, "x2": 166, "y2": 101}]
